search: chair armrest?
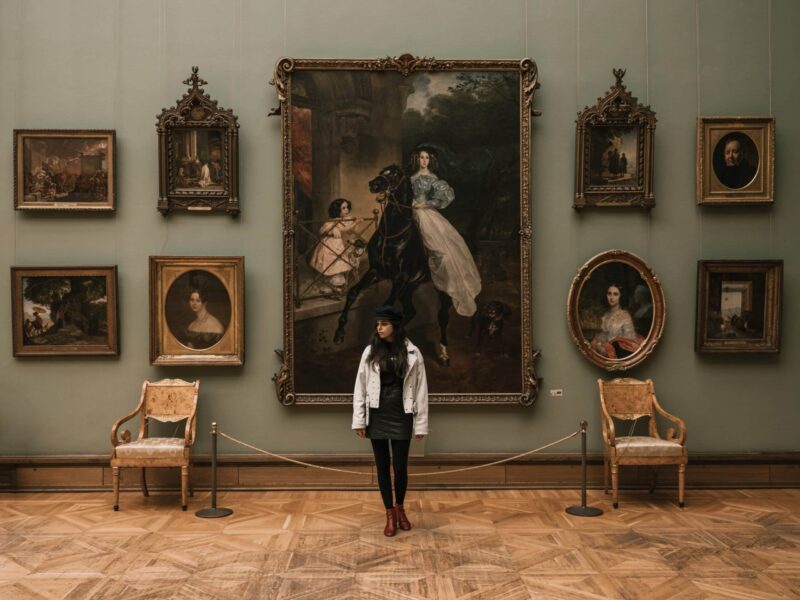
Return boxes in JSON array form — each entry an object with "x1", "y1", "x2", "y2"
[
  {"x1": 652, "y1": 396, "x2": 686, "y2": 445},
  {"x1": 184, "y1": 414, "x2": 197, "y2": 447},
  {"x1": 110, "y1": 407, "x2": 141, "y2": 447},
  {"x1": 599, "y1": 402, "x2": 616, "y2": 447}
]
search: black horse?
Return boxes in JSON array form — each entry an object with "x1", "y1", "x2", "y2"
[{"x1": 333, "y1": 164, "x2": 454, "y2": 365}]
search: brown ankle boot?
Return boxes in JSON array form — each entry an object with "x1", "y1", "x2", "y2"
[
  {"x1": 395, "y1": 504, "x2": 411, "y2": 530},
  {"x1": 383, "y1": 507, "x2": 397, "y2": 537}
]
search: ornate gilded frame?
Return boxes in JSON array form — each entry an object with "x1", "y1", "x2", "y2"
[
  {"x1": 567, "y1": 250, "x2": 665, "y2": 371},
  {"x1": 696, "y1": 117, "x2": 774, "y2": 205},
  {"x1": 270, "y1": 54, "x2": 541, "y2": 406},
  {"x1": 695, "y1": 260, "x2": 782, "y2": 353},
  {"x1": 11, "y1": 266, "x2": 119, "y2": 357},
  {"x1": 14, "y1": 129, "x2": 115, "y2": 211},
  {"x1": 149, "y1": 256, "x2": 245, "y2": 366},
  {"x1": 156, "y1": 67, "x2": 240, "y2": 215},
  {"x1": 574, "y1": 69, "x2": 656, "y2": 210}
]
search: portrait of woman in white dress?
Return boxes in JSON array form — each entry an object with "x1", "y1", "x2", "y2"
[
  {"x1": 590, "y1": 284, "x2": 644, "y2": 359},
  {"x1": 407, "y1": 146, "x2": 481, "y2": 317}
]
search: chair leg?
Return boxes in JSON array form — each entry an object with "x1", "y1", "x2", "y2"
[
  {"x1": 181, "y1": 466, "x2": 188, "y2": 511},
  {"x1": 112, "y1": 467, "x2": 120, "y2": 511},
  {"x1": 603, "y1": 459, "x2": 609, "y2": 495},
  {"x1": 141, "y1": 468, "x2": 149, "y2": 497},
  {"x1": 649, "y1": 467, "x2": 658, "y2": 494},
  {"x1": 678, "y1": 464, "x2": 686, "y2": 508},
  {"x1": 611, "y1": 463, "x2": 619, "y2": 509}
]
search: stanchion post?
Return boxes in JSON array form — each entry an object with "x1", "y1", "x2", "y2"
[
  {"x1": 565, "y1": 420, "x2": 603, "y2": 517},
  {"x1": 196, "y1": 422, "x2": 234, "y2": 519}
]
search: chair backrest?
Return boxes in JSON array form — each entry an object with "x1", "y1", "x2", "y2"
[
  {"x1": 598, "y1": 377, "x2": 654, "y2": 421},
  {"x1": 142, "y1": 379, "x2": 199, "y2": 423}
]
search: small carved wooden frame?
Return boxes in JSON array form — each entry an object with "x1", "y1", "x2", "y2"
[
  {"x1": 574, "y1": 69, "x2": 656, "y2": 210},
  {"x1": 156, "y1": 67, "x2": 240, "y2": 215}
]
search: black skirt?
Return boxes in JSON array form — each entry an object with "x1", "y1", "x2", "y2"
[{"x1": 366, "y1": 371, "x2": 413, "y2": 440}]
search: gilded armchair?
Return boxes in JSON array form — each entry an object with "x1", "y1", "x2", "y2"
[
  {"x1": 598, "y1": 377, "x2": 687, "y2": 508},
  {"x1": 110, "y1": 379, "x2": 199, "y2": 510}
]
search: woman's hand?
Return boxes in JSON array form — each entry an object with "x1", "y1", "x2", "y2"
[
  {"x1": 355, "y1": 429, "x2": 366, "y2": 438},
  {"x1": 415, "y1": 434, "x2": 425, "y2": 440}
]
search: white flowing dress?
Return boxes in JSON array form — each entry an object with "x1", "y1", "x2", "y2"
[{"x1": 411, "y1": 173, "x2": 481, "y2": 317}]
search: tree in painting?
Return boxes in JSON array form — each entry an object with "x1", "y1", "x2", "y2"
[{"x1": 22, "y1": 277, "x2": 108, "y2": 346}]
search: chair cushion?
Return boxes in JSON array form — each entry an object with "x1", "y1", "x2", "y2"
[
  {"x1": 115, "y1": 437, "x2": 186, "y2": 459},
  {"x1": 614, "y1": 436, "x2": 684, "y2": 457}
]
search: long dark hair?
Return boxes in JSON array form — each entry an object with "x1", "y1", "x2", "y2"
[{"x1": 367, "y1": 322, "x2": 408, "y2": 377}]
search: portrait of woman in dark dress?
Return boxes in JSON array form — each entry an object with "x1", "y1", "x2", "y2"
[
  {"x1": 165, "y1": 270, "x2": 231, "y2": 350},
  {"x1": 351, "y1": 306, "x2": 429, "y2": 537}
]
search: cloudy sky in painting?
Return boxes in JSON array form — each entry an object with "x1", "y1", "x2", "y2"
[{"x1": 405, "y1": 72, "x2": 462, "y2": 113}]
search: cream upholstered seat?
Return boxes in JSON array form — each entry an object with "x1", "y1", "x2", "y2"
[
  {"x1": 598, "y1": 377, "x2": 688, "y2": 508},
  {"x1": 110, "y1": 379, "x2": 199, "y2": 511}
]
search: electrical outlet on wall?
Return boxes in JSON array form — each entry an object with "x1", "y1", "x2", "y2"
[{"x1": 549, "y1": 389, "x2": 564, "y2": 397}]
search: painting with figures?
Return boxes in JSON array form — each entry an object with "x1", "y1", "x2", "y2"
[{"x1": 274, "y1": 56, "x2": 541, "y2": 405}]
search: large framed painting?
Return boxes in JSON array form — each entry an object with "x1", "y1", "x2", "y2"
[
  {"x1": 696, "y1": 117, "x2": 774, "y2": 205},
  {"x1": 270, "y1": 54, "x2": 542, "y2": 406},
  {"x1": 574, "y1": 69, "x2": 656, "y2": 210},
  {"x1": 695, "y1": 260, "x2": 782, "y2": 353},
  {"x1": 149, "y1": 256, "x2": 244, "y2": 366},
  {"x1": 11, "y1": 266, "x2": 119, "y2": 356},
  {"x1": 567, "y1": 250, "x2": 665, "y2": 371},
  {"x1": 156, "y1": 67, "x2": 240, "y2": 215},
  {"x1": 14, "y1": 130, "x2": 115, "y2": 211}
]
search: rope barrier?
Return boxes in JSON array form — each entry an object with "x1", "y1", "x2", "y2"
[{"x1": 217, "y1": 429, "x2": 581, "y2": 477}]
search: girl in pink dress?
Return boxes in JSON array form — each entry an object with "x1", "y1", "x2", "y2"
[{"x1": 309, "y1": 198, "x2": 362, "y2": 291}]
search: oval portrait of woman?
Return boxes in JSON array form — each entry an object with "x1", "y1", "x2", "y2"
[
  {"x1": 567, "y1": 250, "x2": 665, "y2": 371},
  {"x1": 712, "y1": 131, "x2": 759, "y2": 190},
  {"x1": 165, "y1": 269, "x2": 232, "y2": 350}
]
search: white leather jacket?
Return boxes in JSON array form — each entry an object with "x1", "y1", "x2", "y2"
[{"x1": 351, "y1": 339, "x2": 429, "y2": 436}]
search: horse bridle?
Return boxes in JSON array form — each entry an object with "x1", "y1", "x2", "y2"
[{"x1": 376, "y1": 172, "x2": 414, "y2": 263}]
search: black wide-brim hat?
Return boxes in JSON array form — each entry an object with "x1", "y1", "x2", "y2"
[{"x1": 374, "y1": 305, "x2": 403, "y2": 322}]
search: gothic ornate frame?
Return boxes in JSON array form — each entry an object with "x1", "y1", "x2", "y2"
[
  {"x1": 574, "y1": 69, "x2": 656, "y2": 210},
  {"x1": 156, "y1": 67, "x2": 240, "y2": 215},
  {"x1": 269, "y1": 54, "x2": 542, "y2": 406}
]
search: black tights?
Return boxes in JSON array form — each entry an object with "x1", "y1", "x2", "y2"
[{"x1": 370, "y1": 438, "x2": 411, "y2": 510}]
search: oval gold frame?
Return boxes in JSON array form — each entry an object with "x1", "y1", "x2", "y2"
[{"x1": 567, "y1": 250, "x2": 665, "y2": 371}]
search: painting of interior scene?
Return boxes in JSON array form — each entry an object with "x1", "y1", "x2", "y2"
[
  {"x1": 588, "y1": 126, "x2": 638, "y2": 187},
  {"x1": 22, "y1": 137, "x2": 109, "y2": 203},
  {"x1": 578, "y1": 263, "x2": 653, "y2": 361},
  {"x1": 290, "y1": 70, "x2": 523, "y2": 395},
  {"x1": 172, "y1": 129, "x2": 224, "y2": 190},
  {"x1": 21, "y1": 276, "x2": 110, "y2": 347},
  {"x1": 706, "y1": 273, "x2": 766, "y2": 340}
]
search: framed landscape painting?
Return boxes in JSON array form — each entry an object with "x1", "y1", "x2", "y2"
[
  {"x1": 271, "y1": 54, "x2": 542, "y2": 406},
  {"x1": 11, "y1": 266, "x2": 119, "y2": 356},
  {"x1": 14, "y1": 130, "x2": 115, "y2": 211}
]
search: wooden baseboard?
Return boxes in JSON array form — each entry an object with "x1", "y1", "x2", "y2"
[{"x1": 1, "y1": 452, "x2": 798, "y2": 491}]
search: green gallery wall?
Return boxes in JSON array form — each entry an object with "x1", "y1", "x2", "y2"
[{"x1": 0, "y1": 0, "x2": 798, "y2": 458}]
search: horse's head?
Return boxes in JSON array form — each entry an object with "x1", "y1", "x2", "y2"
[{"x1": 368, "y1": 164, "x2": 405, "y2": 197}]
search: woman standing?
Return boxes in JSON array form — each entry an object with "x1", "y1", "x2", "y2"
[
  {"x1": 352, "y1": 306, "x2": 429, "y2": 537},
  {"x1": 408, "y1": 146, "x2": 481, "y2": 317}
]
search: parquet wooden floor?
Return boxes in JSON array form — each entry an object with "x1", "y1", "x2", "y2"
[{"x1": 0, "y1": 489, "x2": 798, "y2": 599}]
